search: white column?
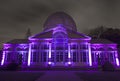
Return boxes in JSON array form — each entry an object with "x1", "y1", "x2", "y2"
[
  {"x1": 88, "y1": 43, "x2": 92, "y2": 66},
  {"x1": 27, "y1": 43, "x2": 32, "y2": 66},
  {"x1": 1, "y1": 51, "x2": 5, "y2": 65},
  {"x1": 21, "y1": 51, "x2": 24, "y2": 63},
  {"x1": 115, "y1": 51, "x2": 119, "y2": 66},
  {"x1": 68, "y1": 43, "x2": 71, "y2": 64},
  {"x1": 78, "y1": 43, "x2": 80, "y2": 62},
  {"x1": 68, "y1": 43, "x2": 71, "y2": 58},
  {"x1": 39, "y1": 43, "x2": 40, "y2": 63},
  {"x1": 48, "y1": 43, "x2": 51, "y2": 58},
  {"x1": 48, "y1": 43, "x2": 52, "y2": 64}
]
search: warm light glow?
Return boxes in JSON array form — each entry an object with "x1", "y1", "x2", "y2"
[
  {"x1": 1, "y1": 51, "x2": 5, "y2": 65},
  {"x1": 27, "y1": 43, "x2": 31, "y2": 66},
  {"x1": 88, "y1": 43, "x2": 92, "y2": 66}
]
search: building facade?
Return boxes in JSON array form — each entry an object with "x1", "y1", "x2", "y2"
[{"x1": 1, "y1": 12, "x2": 119, "y2": 67}]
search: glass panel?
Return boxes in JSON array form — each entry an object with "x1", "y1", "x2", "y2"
[{"x1": 83, "y1": 52, "x2": 86, "y2": 62}]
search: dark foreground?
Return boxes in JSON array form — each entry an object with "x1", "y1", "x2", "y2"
[{"x1": 0, "y1": 71, "x2": 120, "y2": 81}]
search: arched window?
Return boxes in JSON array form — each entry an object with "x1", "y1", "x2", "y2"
[
  {"x1": 99, "y1": 48, "x2": 104, "y2": 51},
  {"x1": 53, "y1": 32, "x2": 68, "y2": 43}
]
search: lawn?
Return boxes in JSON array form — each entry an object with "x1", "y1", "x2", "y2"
[
  {"x1": 0, "y1": 71, "x2": 44, "y2": 81},
  {"x1": 0, "y1": 71, "x2": 120, "y2": 81},
  {"x1": 76, "y1": 71, "x2": 120, "y2": 81}
]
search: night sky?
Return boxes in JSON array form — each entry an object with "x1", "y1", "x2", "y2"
[{"x1": 0, "y1": 0, "x2": 120, "y2": 47}]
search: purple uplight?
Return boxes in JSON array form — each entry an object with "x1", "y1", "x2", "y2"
[
  {"x1": 48, "y1": 43, "x2": 51, "y2": 58},
  {"x1": 27, "y1": 43, "x2": 32, "y2": 66},
  {"x1": 115, "y1": 51, "x2": 119, "y2": 66},
  {"x1": 96, "y1": 52, "x2": 99, "y2": 55},
  {"x1": 116, "y1": 58, "x2": 119, "y2": 66},
  {"x1": 48, "y1": 62, "x2": 52, "y2": 65},
  {"x1": 1, "y1": 12, "x2": 119, "y2": 68},
  {"x1": 1, "y1": 51, "x2": 5, "y2": 65},
  {"x1": 68, "y1": 62, "x2": 71, "y2": 65},
  {"x1": 68, "y1": 43, "x2": 71, "y2": 58},
  {"x1": 88, "y1": 43, "x2": 92, "y2": 66}
]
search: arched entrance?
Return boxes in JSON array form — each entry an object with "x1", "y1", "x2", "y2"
[{"x1": 51, "y1": 27, "x2": 68, "y2": 66}]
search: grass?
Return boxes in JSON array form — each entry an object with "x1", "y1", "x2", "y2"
[
  {"x1": 0, "y1": 71, "x2": 44, "y2": 81},
  {"x1": 76, "y1": 71, "x2": 120, "y2": 81}
]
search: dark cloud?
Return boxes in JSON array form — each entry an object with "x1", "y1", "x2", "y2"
[
  {"x1": 0, "y1": 0, "x2": 120, "y2": 47},
  {"x1": 12, "y1": 2, "x2": 52, "y2": 22}
]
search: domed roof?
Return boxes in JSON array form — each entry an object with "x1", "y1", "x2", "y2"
[{"x1": 43, "y1": 12, "x2": 77, "y2": 31}]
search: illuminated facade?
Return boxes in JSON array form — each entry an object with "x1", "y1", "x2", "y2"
[{"x1": 1, "y1": 12, "x2": 119, "y2": 67}]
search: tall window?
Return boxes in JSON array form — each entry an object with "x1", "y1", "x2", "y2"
[
  {"x1": 51, "y1": 52, "x2": 55, "y2": 62},
  {"x1": 33, "y1": 52, "x2": 37, "y2": 62},
  {"x1": 80, "y1": 51, "x2": 87, "y2": 62},
  {"x1": 55, "y1": 51, "x2": 64, "y2": 62},
  {"x1": 65, "y1": 51, "x2": 68, "y2": 62},
  {"x1": 83, "y1": 51, "x2": 86, "y2": 62},
  {"x1": 43, "y1": 51, "x2": 47, "y2": 62},
  {"x1": 108, "y1": 52, "x2": 114, "y2": 62},
  {"x1": 7, "y1": 52, "x2": 11, "y2": 62},
  {"x1": 73, "y1": 51, "x2": 77, "y2": 62},
  {"x1": 32, "y1": 52, "x2": 39, "y2": 62}
]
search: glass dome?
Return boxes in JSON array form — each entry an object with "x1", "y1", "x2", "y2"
[{"x1": 43, "y1": 12, "x2": 77, "y2": 31}]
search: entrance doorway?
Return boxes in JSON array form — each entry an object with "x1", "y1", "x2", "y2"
[{"x1": 56, "y1": 51, "x2": 64, "y2": 62}]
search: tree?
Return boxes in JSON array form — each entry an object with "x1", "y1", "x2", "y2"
[
  {"x1": 89, "y1": 26, "x2": 107, "y2": 38},
  {"x1": 89, "y1": 26, "x2": 120, "y2": 61},
  {"x1": 89, "y1": 26, "x2": 120, "y2": 46},
  {"x1": 25, "y1": 28, "x2": 32, "y2": 38}
]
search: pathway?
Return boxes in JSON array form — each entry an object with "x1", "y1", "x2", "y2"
[{"x1": 35, "y1": 71, "x2": 83, "y2": 81}]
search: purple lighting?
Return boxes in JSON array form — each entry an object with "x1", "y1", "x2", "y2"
[
  {"x1": 68, "y1": 62, "x2": 71, "y2": 65},
  {"x1": 116, "y1": 58, "x2": 119, "y2": 66},
  {"x1": 115, "y1": 51, "x2": 119, "y2": 66},
  {"x1": 53, "y1": 24, "x2": 67, "y2": 34},
  {"x1": 27, "y1": 43, "x2": 32, "y2": 66},
  {"x1": 48, "y1": 43, "x2": 51, "y2": 58},
  {"x1": 96, "y1": 52, "x2": 99, "y2": 55},
  {"x1": 1, "y1": 12, "x2": 119, "y2": 69},
  {"x1": 1, "y1": 51, "x2": 5, "y2": 65},
  {"x1": 88, "y1": 43, "x2": 92, "y2": 66},
  {"x1": 68, "y1": 43, "x2": 71, "y2": 58},
  {"x1": 48, "y1": 62, "x2": 52, "y2": 65}
]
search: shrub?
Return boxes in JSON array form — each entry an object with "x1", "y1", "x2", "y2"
[
  {"x1": 101, "y1": 61, "x2": 115, "y2": 71},
  {"x1": 6, "y1": 61, "x2": 19, "y2": 71}
]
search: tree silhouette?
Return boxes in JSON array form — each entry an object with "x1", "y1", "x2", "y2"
[{"x1": 25, "y1": 28, "x2": 32, "y2": 39}]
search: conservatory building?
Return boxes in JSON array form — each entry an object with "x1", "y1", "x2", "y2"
[{"x1": 1, "y1": 12, "x2": 119, "y2": 67}]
